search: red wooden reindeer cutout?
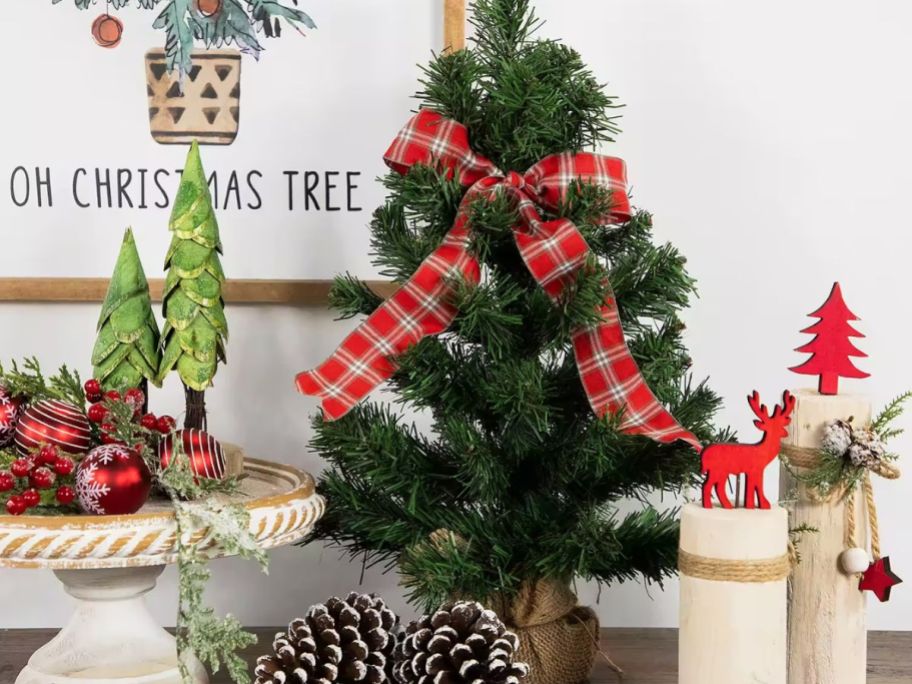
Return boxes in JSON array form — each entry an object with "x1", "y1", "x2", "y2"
[{"x1": 701, "y1": 390, "x2": 796, "y2": 509}]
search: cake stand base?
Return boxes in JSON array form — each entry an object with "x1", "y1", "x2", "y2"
[{"x1": 16, "y1": 566, "x2": 208, "y2": 684}]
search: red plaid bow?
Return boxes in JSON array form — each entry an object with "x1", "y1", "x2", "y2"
[{"x1": 297, "y1": 110, "x2": 700, "y2": 448}]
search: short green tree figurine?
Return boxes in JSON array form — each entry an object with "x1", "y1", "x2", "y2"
[
  {"x1": 159, "y1": 141, "x2": 228, "y2": 429},
  {"x1": 93, "y1": 228, "x2": 162, "y2": 393}
]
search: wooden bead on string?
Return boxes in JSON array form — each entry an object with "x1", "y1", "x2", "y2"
[{"x1": 840, "y1": 548, "x2": 871, "y2": 575}]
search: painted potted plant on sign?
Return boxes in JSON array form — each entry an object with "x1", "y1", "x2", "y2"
[{"x1": 51, "y1": 0, "x2": 316, "y2": 145}]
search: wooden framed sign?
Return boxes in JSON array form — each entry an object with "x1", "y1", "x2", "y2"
[{"x1": 0, "y1": 1, "x2": 465, "y2": 305}]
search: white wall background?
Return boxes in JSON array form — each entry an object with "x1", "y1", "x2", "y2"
[{"x1": 1, "y1": 0, "x2": 911, "y2": 631}]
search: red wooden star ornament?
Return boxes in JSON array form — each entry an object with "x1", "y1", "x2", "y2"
[
  {"x1": 791, "y1": 282, "x2": 869, "y2": 395},
  {"x1": 859, "y1": 557, "x2": 902, "y2": 602}
]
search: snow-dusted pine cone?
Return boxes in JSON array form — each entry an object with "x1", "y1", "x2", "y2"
[
  {"x1": 847, "y1": 428, "x2": 887, "y2": 468},
  {"x1": 255, "y1": 593, "x2": 399, "y2": 684},
  {"x1": 821, "y1": 419, "x2": 853, "y2": 458},
  {"x1": 393, "y1": 601, "x2": 529, "y2": 684}
]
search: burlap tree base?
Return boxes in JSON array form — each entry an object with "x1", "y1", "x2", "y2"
[{"x1": 490, "y1": 580, "x2": 599, "y2": 684}]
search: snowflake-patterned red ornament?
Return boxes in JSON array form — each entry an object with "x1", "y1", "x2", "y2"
[
  {"x1": 75, "y1": 444, "x2": 152, "y2": 515},
  {"x1": 0, "y1": 386, "x2": 24, "y2": 448},
  {"x1": 15, "y1": 399, "x2": 92, "y2": 456},
  {"x1": 157, "y1": 429, "x2": 227, "y2": 480}
]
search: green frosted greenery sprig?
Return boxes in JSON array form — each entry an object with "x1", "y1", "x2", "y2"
[
  {"x1": 0, "y1": 357, "x2": 85, "y2": 408},
  {"x1": 104, "y1": 392, "x2": 267, "y2": 684},
  {"x1": 170, "y1": 496, "x2": 267, "y2": 683}
]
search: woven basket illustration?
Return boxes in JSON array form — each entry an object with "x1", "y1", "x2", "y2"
[{"x1": 145, "y1": 48, "x2": 241, "y2": 145}]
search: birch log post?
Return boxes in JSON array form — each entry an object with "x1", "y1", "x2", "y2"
[
  {"x1": 444, "y1": 0, "x2": 466, "y2": 51},
  {"x1": 780, "y1": 388, "x2": 871, "y2": 684},
  {"x1": 678, "y1": 503, "x2": 789, "y2": 684}
]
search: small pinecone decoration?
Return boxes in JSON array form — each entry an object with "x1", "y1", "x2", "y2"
[
  {"x1": 255, "y1": 593, "x2": 399, "y2": 684},
  {"x1": 393, "y1": 601, "x2": 529, "y2": 684}
]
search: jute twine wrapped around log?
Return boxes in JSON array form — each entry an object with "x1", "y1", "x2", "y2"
[
  {"x1": 781, "y1": 444, "x2": 900, "y2": 560},
  {"x1": 678, "y1": 548, "x2": 792, "y2": 582},
  {"x1": 488, "y1": 579, "x2": 599, "y2": 684}
]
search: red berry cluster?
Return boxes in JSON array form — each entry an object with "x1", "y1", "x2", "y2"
[
  {"x1": 1, "y1": 444, "x2": 76, "y2": 515},
  {"x1": 83, "y1": 380, "x2": 176, "y2": 447}
]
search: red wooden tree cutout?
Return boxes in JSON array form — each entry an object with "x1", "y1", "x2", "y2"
[
  {"x1": 791, "y1": 282, "x2": 869, "y2": 395},
  {"x1": 701, "y1": 390, "x2": 796, "y2": 509}
]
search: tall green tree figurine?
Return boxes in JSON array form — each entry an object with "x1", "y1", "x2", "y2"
[
  {"x1": 93, "y1": 228, "x2": 161, "y2": 393},
  {"x1": 159, "y1": 141, "x2": 228, "y2": 429},
  {"x1": 301, "y1": 1, "x2": 726, "y2": 680}
]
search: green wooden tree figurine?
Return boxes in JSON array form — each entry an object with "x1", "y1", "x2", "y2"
[
  {"x1": 93, "y1": 228, "x2": 162, "y2": 393},
  {"x1": 159, "y1": 141, "x2": 228, "y2": 429}
]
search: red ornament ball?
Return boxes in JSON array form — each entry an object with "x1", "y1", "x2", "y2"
[
  {"x1": 0, "y1": 386, "x2": 24, "y2": 448},
  {"x1": 75, "y1": 444, "x2": 152, "y2": 515},
  {"x1": 0, "y1": 472, "x2": 14, "y2": 492},
  {"x1": 158, "y1": 429, "x2": 227, "y2": 480},
  {"x1": 196, "y1": 0, "x2": 223, "y2": 18},
  {"x1": 15, "y1": 400, "x2": 92, "y2": 456},
  {"x1": 91, "y1": 13, "x2": 123, "y2": 49}
]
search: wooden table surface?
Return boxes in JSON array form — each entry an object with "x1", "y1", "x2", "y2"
[{"x1": 0, "y1": 628, "x2": 909, "y2": 682}]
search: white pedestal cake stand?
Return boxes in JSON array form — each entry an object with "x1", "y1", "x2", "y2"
[{"x1": 0, "y1": 451, "x2": 326, "y2": 684}]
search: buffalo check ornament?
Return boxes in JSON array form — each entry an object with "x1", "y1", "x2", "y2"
[{"x1": 296, "y1": 110, "x2": 700, "y2": 449}]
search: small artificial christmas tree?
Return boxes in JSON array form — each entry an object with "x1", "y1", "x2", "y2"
[
  {"x1": 790, "y1": 281, "x2": 869, "y2": 395},
  {"x1": 92, "y1": 228, "x2": 162, "y2": 393},
  {"x1": 159, "y1": 140, "x2": 228, "y2": 429},
  {"x1": 301, "y1": 1, "x2": 724, "y2": 680}
]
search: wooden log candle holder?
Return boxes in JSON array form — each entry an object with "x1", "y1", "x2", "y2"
[
  {"x1": 678, "y1": 503, "x2": 789, "y2": 684},
  {"x1": 779, "y1": 389, "x2": 871, "y2": 684}
]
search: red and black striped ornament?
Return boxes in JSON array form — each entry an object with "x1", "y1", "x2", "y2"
[
  {"x1": 0, "y1": 386, "x2": 24, "y2": 448},
  {"x1": 15, "y1": 399, "x2": 92, "y2": 457},
  {"x1": 157, "y1": 429, "x2": 227, "y2": 480}
]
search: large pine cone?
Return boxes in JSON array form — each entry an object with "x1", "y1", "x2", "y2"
[
  {"x1": 394, "y1": 601, "x2": 529, "y2": 684},
  {"x1": 255, "y1": 592, "x2": 399, "y2": 684}
]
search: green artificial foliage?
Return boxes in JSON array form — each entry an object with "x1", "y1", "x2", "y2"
[
  {"x1": 93, "y1": 228, "x2": 162, "y2": 392},
  {"x1": 51, "y1": 0, "x2": 316, "y2": 78},
  {"x1": 308, "y1": 0, "x2": 728, "y2": 611},
  {"x1": 0, "y1": 357, "x2": 85, "y2": 407},
  {"x1": 101, "y1": 395, "x2": 264, "y2": 684},
  {"x1": 159, "y1": 141, "x2": 228, "y2": 428}
]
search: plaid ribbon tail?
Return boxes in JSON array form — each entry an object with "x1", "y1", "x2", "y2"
[
  {"x1": 296, "y1": 226, "x2": 478, "y2": 421},
  {"x1": 572, "y1": 302, "x2": 701, "y2": 448}
]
